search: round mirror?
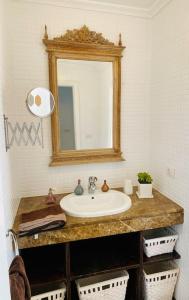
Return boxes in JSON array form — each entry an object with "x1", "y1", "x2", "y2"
[{"x1": 26, "y1": 87, "x2": 55, "y2": 118}]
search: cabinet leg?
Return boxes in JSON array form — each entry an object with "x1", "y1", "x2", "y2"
[
  {"x1": 137, "y1": 267, "x2": 144, "y2": 300},
  {"x1": 138, "y1": 232, "x2": 144, "y2": 300},
  {"x1": 66, "y1": 281, "x2": 71, "y2": 300},
  {"x1": 65, "y1": 243, "x2": 71, "y2": 300}
]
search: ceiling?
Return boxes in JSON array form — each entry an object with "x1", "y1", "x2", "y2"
[
  {"x1": 21, "y1": 0, "x2": 170, "y2": 18},
  {"x1": 85, "y1": 0, "x2": 157, "y2": 9}
]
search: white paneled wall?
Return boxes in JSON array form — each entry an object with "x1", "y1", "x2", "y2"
[
  {"x1": 5, "y1": 0, "x2": 151, "y2": 205},
  {"x1": 0, "y1": 1, "x2": 13, "y2": 297},
  {"x1": 0, "y1": 0, "x2": 15, "y2": 253},
  {"x1": 151, "y1": 0, "x2": 189, "y2": 299}
]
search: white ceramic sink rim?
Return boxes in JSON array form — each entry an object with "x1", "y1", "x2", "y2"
[{"x1": 60, "y1": 190, "x2": 131, "y2": 218}]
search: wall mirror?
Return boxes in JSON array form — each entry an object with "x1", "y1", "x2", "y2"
[
  {"x1": 27, "y1": 87, "x2": 55, "y2": 118},
  {"x1": 43, "y1": 25, "x2": 125, "y2": 166}
]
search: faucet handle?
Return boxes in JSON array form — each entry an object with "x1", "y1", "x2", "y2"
[{"x1": 89, "y1": 176, "x2": 97, "y2": 182}]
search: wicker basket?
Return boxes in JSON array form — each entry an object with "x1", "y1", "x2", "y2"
[
  {"x1": 76, "y1": 270, "x2": 129, "y2": 300},
  {"x1": 143, "y1": 227, "x2": 178, "y2": 257},
  {"x1": 31, "y1": 285, "x2": 66, "y2": 300},
  {"x1": 144, "y1": 261, "x2": 179, "y2": 300}
]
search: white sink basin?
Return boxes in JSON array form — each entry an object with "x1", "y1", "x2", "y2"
[{"x1": 60, "y1": 190, "x2": 131, "y2": 218}]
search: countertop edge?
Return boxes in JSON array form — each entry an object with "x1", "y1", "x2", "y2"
[{"x1": 17, "y1": 210, "x2": 184, "y2": 249}]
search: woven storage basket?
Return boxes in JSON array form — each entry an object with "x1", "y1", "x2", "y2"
[
  {"x1": 31, "y1": 285, "x2": 66, "y2": 300},
  {"x1": 76, "y1": 270, "x2": 129, "y2": 300},
  {"x1": 144, "y1": 261, "x2": 179, "y2": 300},
  {"x1": 143, "y1": 227, "x2": 178, "y2": 257}
]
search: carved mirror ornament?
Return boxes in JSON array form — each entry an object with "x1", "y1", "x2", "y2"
[
  {"x1": 44, "y1": 24, "x2": 122, "y2": 46},
  {"x1": 43, "y1": 25, "x2": 125, "y2": 166},
  {"x1": 53, "y1": 25, "x2": 114, "y2": 45}
]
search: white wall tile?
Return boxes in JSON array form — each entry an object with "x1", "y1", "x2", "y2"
[
  {"x1": 4, "y1": 0, "x2": 151, "y2": 203},
  {"x1": 0, "y1": 0, "x2": 15, "y2": 274},
  {"x1": 151, "y1": 1, "x2": 189, "y2": 298}
]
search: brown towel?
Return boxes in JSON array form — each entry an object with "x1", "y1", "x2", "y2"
[
  {"x1": 9, "y1": 255, "x2": 31, "y2": 300},
  {"x1": 19, "y1": 205, "x2": 66, "y2": 236}
]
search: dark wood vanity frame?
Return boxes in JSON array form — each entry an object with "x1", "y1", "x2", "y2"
[{"x1": 21, "y1": 231, "x2": 180, "y2": 300}]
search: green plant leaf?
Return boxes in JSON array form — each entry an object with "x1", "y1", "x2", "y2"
[{"x1": 137, "y1": 172, "x2": 153, "y2": 184}]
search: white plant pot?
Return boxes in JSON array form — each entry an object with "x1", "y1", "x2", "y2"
[{"x1": 136, "y1": 183, "x2": 153, "y2": 199}]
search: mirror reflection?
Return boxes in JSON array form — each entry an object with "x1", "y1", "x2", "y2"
[
  {"x1": 27, "y1": 87, "x2": 55, "y2": 118},
  {"x1": 57, "y1": 59, "x2": 113, "y2": 150}
]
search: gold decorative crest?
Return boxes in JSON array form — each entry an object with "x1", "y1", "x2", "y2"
[{"x1": 52, "y1": 25, "x2": 114, "y2": 46}]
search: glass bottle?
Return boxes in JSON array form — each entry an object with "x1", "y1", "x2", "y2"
[{"x1": 74, "y1": 179, "x2": 84, "y2": 195}]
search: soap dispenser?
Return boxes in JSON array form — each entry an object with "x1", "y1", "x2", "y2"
[
  {"x1": 46, "y1": 188, "x2": 56, "y2": 205},
  {"x1": 74, "y1": 179, "x2": 84, "y2": 195},
  {"x1": 101, "y1": 180, "x2": 109, "y2": 192}
]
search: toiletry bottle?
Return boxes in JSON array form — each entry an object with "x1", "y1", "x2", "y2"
[
  {"x1": 74, "y1": 179, "x2": 84, "y2": 195},
  {"x1": 101, "y1": 180, "x2": 109, "y2": 192},
  {"x1": 46, "y1": 188, "x2": 56, "y2": 205},
  {"x1": 124, "y1": 179, "x2": 133, "y2": 195}
]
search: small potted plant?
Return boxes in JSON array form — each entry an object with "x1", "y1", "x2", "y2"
[{"x1": 136, "y1": 172, "x2": 153, "y2": 198}]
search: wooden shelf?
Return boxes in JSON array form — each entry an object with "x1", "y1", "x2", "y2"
[
  {"x1": 20, "y1": 229, "x2": 180, "y2": 300},
  {"x1": 71, "y1": 262, "x2": 140, "y2": 280},
  {"x1": 143, "y1": 250, "x2": 181, "y2": 265},
  {"x1": 31, "y1": 279, "x2": 66, "y2": 297},
  {"x1": 21, "y1": 243, "x2": 67, "y2": 295},
  {"x1": 70, "y1": 233, "x2": 140, "y2": 280},
  {"x1": 29, "y1": 268, "x2": 66, "y2": 292}
]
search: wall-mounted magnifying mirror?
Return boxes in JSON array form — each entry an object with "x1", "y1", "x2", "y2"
[{"x1": 26, "y1": 87, "x2": 55, "y2": 118}]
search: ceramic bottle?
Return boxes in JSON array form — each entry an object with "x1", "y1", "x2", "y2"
[
  {"x1": 46, "y1": 188, "x2": 56, "y2": 205},
  {"x1": 101, "y1": 180, "x2": 109, "y2": 192},
  {"x1": 74, "y1": 179, "x2": 84, "y2": 195}
]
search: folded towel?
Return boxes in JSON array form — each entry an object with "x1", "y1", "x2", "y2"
[
  {"x1": 19, "y1": 205, "x2": 66, "y2": 236},
  {"x1": 9, "y1": 255, "x2": 31, "y2": 300}
]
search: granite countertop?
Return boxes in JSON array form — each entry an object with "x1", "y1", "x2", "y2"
[{"x1": 13, "y1": 188, "x2": 184, "y2": 249}]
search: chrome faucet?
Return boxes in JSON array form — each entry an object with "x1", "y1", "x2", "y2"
[{"x1": 88, "y1": 176, "x2": 97, "y2": 194}]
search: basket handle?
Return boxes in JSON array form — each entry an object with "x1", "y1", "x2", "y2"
[
  {"x1": 160, "y1": 240, "x2": 165, "y2": 244},
  {"x1": 102, "y1": 284, "x2": 110, "y2": 290}
]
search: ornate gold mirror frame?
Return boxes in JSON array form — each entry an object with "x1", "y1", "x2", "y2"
[{"x1": 43, "y1": 25, "x2": 125, "y2": 166}]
